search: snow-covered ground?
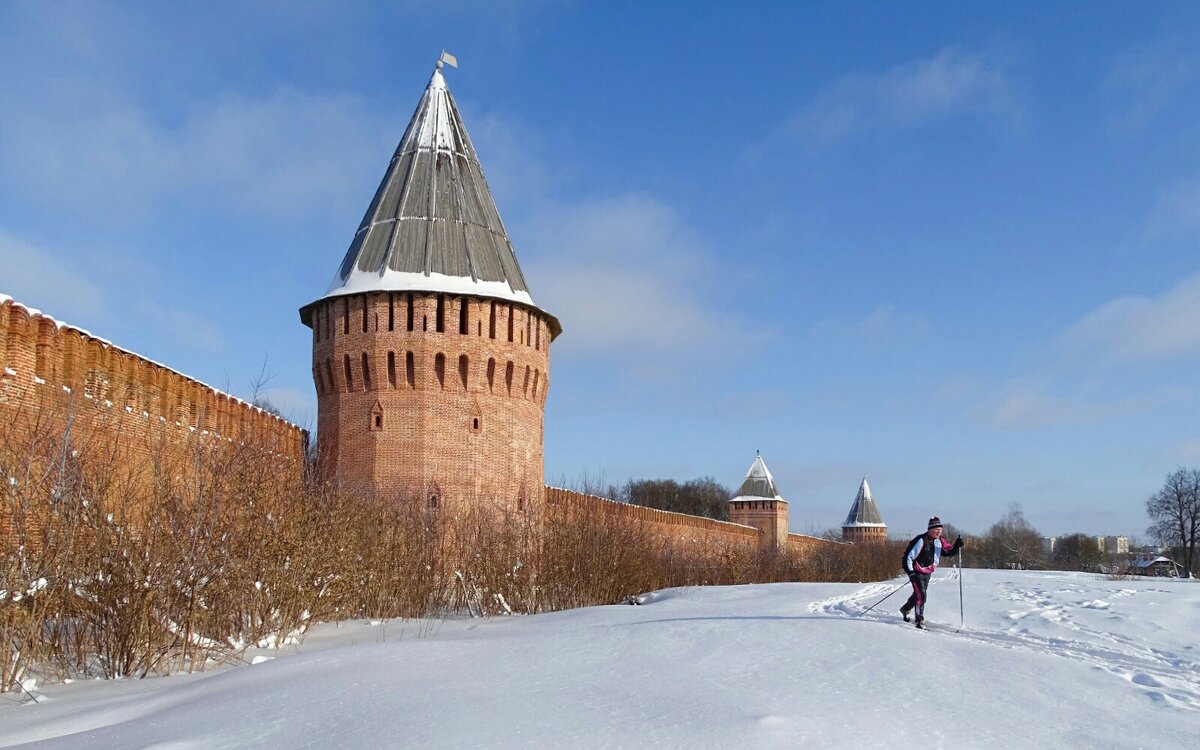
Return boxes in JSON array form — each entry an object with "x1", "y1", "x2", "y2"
[{"x1": 2, "y1": 569, "x2": 1196, "y2": 749}]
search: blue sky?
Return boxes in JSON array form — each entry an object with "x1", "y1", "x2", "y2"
[{"x1": 2, "y1": 1, "x2": 1198, "y2": 539}]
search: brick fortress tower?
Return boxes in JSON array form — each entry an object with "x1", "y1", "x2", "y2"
[
  {"x1": 728, "y1": 453, "x2": 789, "y2": 547},
  {"x1": 299, "y1": 56, "x2": 561, "y2": 510},
  {"x1": 841, "y1": 476, "x2": 887, "y2": 543}
]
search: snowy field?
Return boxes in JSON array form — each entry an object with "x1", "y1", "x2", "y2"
[{"x1": 1, "y1": 569, "x2": 1196, "y2": 749}]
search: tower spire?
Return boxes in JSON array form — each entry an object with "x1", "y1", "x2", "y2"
[{"x1": 299, "y1": 54, "x2": 559, "y2": 339}]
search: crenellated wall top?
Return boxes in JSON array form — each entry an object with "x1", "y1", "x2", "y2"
[{"x1": 1, "y1": 293, "x2": 305, "y2": 435}]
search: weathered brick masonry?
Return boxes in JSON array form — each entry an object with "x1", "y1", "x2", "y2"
[
  {"x1": 546, "y1": 488, "x2": 830, "y2": 557},
  {"x1": 310, "y1": 291, "x2": 550, "y2": 511},
  {"x1": 1, "y1": 295, "x2": 308, "y2": 538}
]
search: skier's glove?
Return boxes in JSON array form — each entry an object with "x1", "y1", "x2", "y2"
[{"x1": 952, "y1": 536, "x2": 964, "y2": 551}]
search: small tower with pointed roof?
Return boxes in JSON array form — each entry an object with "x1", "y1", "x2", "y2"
[
  {"x1": 299, "y1": 57, "x2": 560, "y2": 510},
  {"x1": 842, "y1": 476, "x2": 887, "y2": 543},
  {"x1": 728, "y1": 453, "x2": 789, "y2": 547}
]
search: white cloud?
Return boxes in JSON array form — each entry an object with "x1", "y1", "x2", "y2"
[
  {"x1": 1145, "y1": 180, "x2": 1200, "y2": 240},
  {"x1": 137, "y1": 301, "x2": 226, "y2": 355},
  {"x1": 0, "y1": 232, "x2": 106, "y2": 323},
  {"x1": 1104, "y1": 39, "x2": 1199, "y2": 132},
  {"x1": 1170, "y1": 438, "x2": 1200, "y2": 463},
  {"x1": 1062, "y1": 272, "x2": 1200, "y2": 362},
  {"x1": 521, "y1": 194, "x2": 765, "y2": 367},
  {"x1": 810, "y1": 303, "x2": 929, "y2": 345},
  {"x1": 0, "y1": 80, "x2": 395, "y2": 223},
  {"x1": 250, "y1": 385, "x2": 316, "y2": 429},
  {"x1": 973, "y1": 378, "x2": 1186, "y2": 429},
  {"x1": 781, "y1": 47, "x2": 1018, "y2": 146}
]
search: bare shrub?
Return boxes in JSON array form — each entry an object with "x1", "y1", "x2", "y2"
[{"x1": 2, "y1": 397, "x2": 907, "y2": 694}]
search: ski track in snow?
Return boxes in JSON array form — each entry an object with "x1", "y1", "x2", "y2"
[{"x1": 808, "y1": 572, "x2": 1200, "y2": 712}]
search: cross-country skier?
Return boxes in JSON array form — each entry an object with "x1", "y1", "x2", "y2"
[{"x1": 900, "y1": 516, "x2": 962, "y2": 629}]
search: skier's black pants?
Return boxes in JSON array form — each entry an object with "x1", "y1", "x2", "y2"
[{"x1": 902, "y1": 572, "x2": 930, "y2": 619}]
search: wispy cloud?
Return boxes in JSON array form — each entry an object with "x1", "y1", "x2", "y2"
[
  {"x1": 1104, "y1": 38, "x2": 1199, "y2": 132},
  {"x1": 522, "y1": 194, "x2": 766, "y2": 372},
  {"x1": 1144, "y1": 179, "x2": 1200, "y2": 240},
  {"x1": 1062, "y1": 271, "x2": 1200, "y2": 362},
  {"x1": 0, "y1": 232, "x2": 106, "y2": 323},
  {"x1": 810, "y1": 303, "x2": 929, "y2": 346},
  {"x1": 1167, "y1": 438, "x2": 1200, "y2": 464},
  {"x1": 138, "y1": 301, "x2": 226, "y2": 355},
  {"x1": 0, "y1": 84, "x2": 395, "y2": 223},
  {"x1": 779, "y1": 47, "x2": 1019, "y2": 147},
  {"x1": 250, "y1": 385, "x2": 315, "y2": 429},
  {"x1": 971, "y1": 378, "x2": 1187, "y2": 429}
]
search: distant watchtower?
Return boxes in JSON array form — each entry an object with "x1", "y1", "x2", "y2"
[
  {"x1": 841, "y1": 476, "x2": 887, "y2": 543},
  {"x1": 299, "y1": 57, "x2": 561, "y2": 510},
  {"x1": 728, "y1": 454, "x2": 789, "y2": 547}
]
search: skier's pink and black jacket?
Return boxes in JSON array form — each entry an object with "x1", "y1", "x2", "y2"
[{"x1": 902, "y1": 533, "x2": 958, "y2": 576}]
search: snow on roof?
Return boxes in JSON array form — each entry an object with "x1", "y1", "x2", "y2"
[
  {"x1": 301, "y1": 62, "x2": 559, "y2": 337},
  {"x1": 730, "y1": 453, "x2": 784, "y2": 502},
  {"x1": 1, "y1": 293, "x2": 300, "y2": 429},
  {"x1": 1133, "y1": 556, "x2": 1180, "y2": 568},
  {"x1": 842, "y1": 476, "x2": 886, "y2": 528}
]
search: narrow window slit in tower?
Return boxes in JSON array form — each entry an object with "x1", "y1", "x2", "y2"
[
  {"x1": 507, "y1": 305, "x2": 514, "y2": 342},
  {"x1": 436, "y1": 295, "x2": 445, "y2": 333},
  {"x1": 406, "y1": 351, "x2": 415, "y2": 388},
  {"x1": 362, "y1": 295, "x2": 369, "y2": 333},
  {"x1": 407, "y1": 293, "x2": 414, "y2": 332},
  {"x1": 387, "y1": 351, "x2": 396, "y2": 388},
  {"x1": 388, "y1": 293, "x2": 395, "y2": 332},
  {"x1": 505, "y1": 361, "x2": 514, "y2": 395},
  {"x1": 487, "y1": 358, "x2": 495, "y2": 392},
  {"x1": 361, "y1": 352, "x2": 371, "y2": 390},
  {"x1": 435, "y1": 353, "x2": 445, "y2": 389},
  {"x1": 459, "y1": 354, "x2": 468, "y2": 390},
  {"x1": 489, "y1": 302, "x2": 496, "y2": 339},
  {"x1": 343, "y1": 354, "x2": 353, "y2": 390},
  {"x1": 459, "y1": 298, "x2": 468, "y2": 334}
]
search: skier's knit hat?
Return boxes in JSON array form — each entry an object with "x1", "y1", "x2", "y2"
[{"x1": 927, "y1": 516, "x2": 944, "y2": 530}]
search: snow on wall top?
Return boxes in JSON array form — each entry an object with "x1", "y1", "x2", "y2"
[
  {"x1": 302, "y1": 63, "x2": 559, "y2": 337},
  {"x1": 1, "y1": 292, "x2": 300, "y2": 429}
]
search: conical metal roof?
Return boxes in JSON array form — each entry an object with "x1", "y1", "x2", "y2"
[
  {"x1": 842, "y1": 476, "x2": 887, "y2": 528},
  {"x1": 301, "y1": 61, "x2": 559, "y2": 336},
  {"x1": 731, "y1": 454, "x2": 784, "y2": 501}
]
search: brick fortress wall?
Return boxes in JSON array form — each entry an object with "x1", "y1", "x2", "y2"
[
  {"x1": 310, "y1": 291, "x2": 550, "y2": 511},
  {"x1": 1, "y1": 295, "x2": 308, "y2": 538},
  {"x1": 546, "y1": 488, "x2": 835, "y2": 556}
]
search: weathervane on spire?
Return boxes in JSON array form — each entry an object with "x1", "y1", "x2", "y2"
[{"x1": 436, "y1": 50, "x2": 458, "y2": 71}]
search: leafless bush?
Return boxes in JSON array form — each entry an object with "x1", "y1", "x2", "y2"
[{"x1": 2, "y1": 398, "x2": 905, "y2": 694}]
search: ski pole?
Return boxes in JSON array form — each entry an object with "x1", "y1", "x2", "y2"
[
  {"x1": 957, "y1": 548, "x2": 965, "y2": 630},
  {"x1": 860, "y1": 580, "x2": 910, "y2": 617}
]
